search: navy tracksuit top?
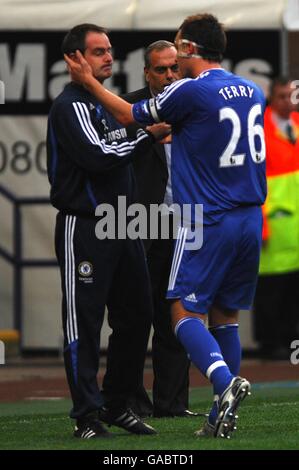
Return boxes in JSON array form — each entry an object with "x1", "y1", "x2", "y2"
[{"x1": 47, "y1": 82, "x2": 153, "y2": 217}]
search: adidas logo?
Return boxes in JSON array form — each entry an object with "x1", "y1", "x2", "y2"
[
  {"x1": 89, "y1": 103, "x2": 95, "y2": 110},
  {"x1": 185, "y1": 293, "x2": 197, "y2": 302}
]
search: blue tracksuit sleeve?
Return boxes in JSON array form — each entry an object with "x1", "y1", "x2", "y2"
[{"x1": 49, "y1": 99, "x2": 152, "y2": 174}]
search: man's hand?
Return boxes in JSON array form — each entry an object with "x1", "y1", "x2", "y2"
[
  {"x1": 159, "y1": 134, "x2": 172, "y2": 144},
  {"x1": 146, "y1": 123, "x2": 172, "y2": 142},
  {"x1": 64, "y1": 50, "x2": 94, "y2": 87}
]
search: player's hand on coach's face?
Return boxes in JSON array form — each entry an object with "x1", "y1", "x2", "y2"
[
  {"x1": 64, "y1": 50, "x2": 93, "y2": 85},
  {"x1": 146, "y1": 123, "x2": 172, "y2": 142}
]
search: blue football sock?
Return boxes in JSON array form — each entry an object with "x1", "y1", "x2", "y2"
[
  {"x1": 207, "y1": 323, "x2": 241, "y2": 425},
  {"x1": 209, "y1": 323, "x2": 241, "y2": 375},
  {"x1": 176, "y1": 317, "x2": 233, "y2": 396}
]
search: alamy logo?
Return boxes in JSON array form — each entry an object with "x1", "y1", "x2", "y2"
[
  {"x1": 291, "y1": 80, "x2": 299, "y2": 105},
  {"x1": 185, "y1": 293, "x2": 197, "y2": 302},
  {"x1": 95, "y1": 196, "x2": 204, "y2": 251},
  {"x1": 290, "y1": 339, "x2": 299, "y2": 365},
  {"x1": 0, "y1": 80, "x2": 5, "y2": 104},
  {"x1": 0, "y1": 340, "x2": 5, "y2": 364}
]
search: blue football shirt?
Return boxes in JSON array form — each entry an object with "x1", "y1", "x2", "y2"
[{"x1": 132, "y1": 68, "x2": 267, "y2": 224}]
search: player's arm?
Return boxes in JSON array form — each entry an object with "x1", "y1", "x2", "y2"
[
  {"x1": 64, "y1": 51, "x2": 192, "y2": 128},
  {"x1": 64, "y1": 51, "x2": 135, "y2": 126},
  {"x1": 49, "y1": 100, "x2": 170, "y2": 174}
]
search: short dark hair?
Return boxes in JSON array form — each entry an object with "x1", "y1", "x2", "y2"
[
  {"x1": 144, "y1": 40, "x2": 175, "y2": 68},
  {"x1": 61, "y1": 23, "x2": 108, "y2": 56},
  {"x1": 179, "y1": 13, "x2": 226, "y2": 62},
  {"x1": 269, "y1": 76, "x2": 291, "y2": 98}
]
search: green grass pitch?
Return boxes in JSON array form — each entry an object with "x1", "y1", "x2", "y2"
[{"x1": 0, "y1": 383, "x2": 298, "y2": 450}]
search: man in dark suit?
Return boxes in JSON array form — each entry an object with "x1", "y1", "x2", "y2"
[{"x1": 123, "y1": 41, "x2": 198, "y2": 417}]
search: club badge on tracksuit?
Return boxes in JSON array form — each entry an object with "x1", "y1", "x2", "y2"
[{"x1": 78, "y1": 261, "x2": 93, "y2": 283}]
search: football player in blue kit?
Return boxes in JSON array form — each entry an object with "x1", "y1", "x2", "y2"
[{"x1": 65, "y1": 13, "x2": 267, "y2": 438}]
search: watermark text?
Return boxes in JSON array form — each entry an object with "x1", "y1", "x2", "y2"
[
  {"x1": 0, "y1": 80, "x2": 5, "y2": 104},
  {"x1": 291, "y1": 80, "x2": 299, "y2": 105},
  {"x1": 290, "y1": 339, "x2": 299, "y2": 365},
  {"x1": 0, "y1": 340, "x2": 5, "y2": 365},
  {"x1": 95, "y1": 197, "x2": 203, "y2": 250}
]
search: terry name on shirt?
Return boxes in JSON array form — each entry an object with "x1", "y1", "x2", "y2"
[{"x1": 219, "y1": 85, "x2": 255, "y2": 100}]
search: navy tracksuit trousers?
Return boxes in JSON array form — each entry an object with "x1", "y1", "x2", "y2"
[{"x1": 55, "y1": 212, "x2": 153, "y2": 419}]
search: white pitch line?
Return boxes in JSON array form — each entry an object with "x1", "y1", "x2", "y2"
[{"x1": 25, "y1": 397, "x2": 64, "y2": 401}]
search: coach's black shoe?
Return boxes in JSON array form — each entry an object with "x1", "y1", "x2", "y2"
[
  {"x1": 74, "y1": 415, "x2": 113, "y2": 439},
  {"x1": 99, "y1": 406, "x2": 157, "y2": 435}
]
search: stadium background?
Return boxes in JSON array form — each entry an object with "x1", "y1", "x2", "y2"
[
  {"x1": 1, "y1": 0, "x2": 299, "y2": 452},
  {"x1": 0, "y1": 0, "x2": 298, "y2": 353}
]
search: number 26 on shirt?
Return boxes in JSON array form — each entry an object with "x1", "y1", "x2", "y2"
[{"x1": 219, "y1": 103, "x2": 265, "y2": 167}]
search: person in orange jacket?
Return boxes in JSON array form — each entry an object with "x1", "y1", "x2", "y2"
[{"x1": 254, "y1": 77, "x2": 299, "y2": 359}]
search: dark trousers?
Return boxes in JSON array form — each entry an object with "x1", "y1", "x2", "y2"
[
  {"x1": 128, "y1": 233, "x2": 191, "y2": 416},
  {"x1": 149, "y1": 236, "x2": 190, "y2": 415},
  {"x1": 253, "y1": 271, "x2": 299, "y2": 354},
  {"x1": 55, "y1": 213, "x2": 152, "y2": 419}
]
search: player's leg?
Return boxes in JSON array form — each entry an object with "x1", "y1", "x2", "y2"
[
  {"x1": 207, "y1": 206, "x2": 262, "y2": 437},
  {"x1": 171, "y1": 300, "x2": 234, "y2": 400},
  {"x1": 209, "y1": 307, "x2": 240, "y2": 374},
  {"x1": 211, "y1": 205, "x2": 262, "y2": 372},
  {"x1": 167, "y1": 225, "x2": 235, "y2": 410},
  {"x1": 167, "y1": 217, "x2": 253, "y2": 438},
  {"x1": 171, "y1": 300, "x2": 249, "y2": 438},
  {"x1": 206, "y1": 306, "x2": 240, "y2": 431}
]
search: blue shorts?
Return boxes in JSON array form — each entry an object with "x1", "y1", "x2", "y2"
[{"x1": 167, "y1": 206, "x2": 263, "y2": 314}]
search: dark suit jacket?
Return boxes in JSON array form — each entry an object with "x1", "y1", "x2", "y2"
[
  {"x1": 122, "y1": 87, "x2": 168, "y2": 212},
  {"x1": 122, "y1": 87, "x2": 169, "y2": 251}
]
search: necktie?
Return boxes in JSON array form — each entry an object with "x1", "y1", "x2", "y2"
[{"x1": 286, "y1": 123, "x2": 296, "y2": 145}]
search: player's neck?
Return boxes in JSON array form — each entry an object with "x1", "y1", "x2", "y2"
[{"x1": 192, "y1": 60, "x2": 221, "y2": 78}]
